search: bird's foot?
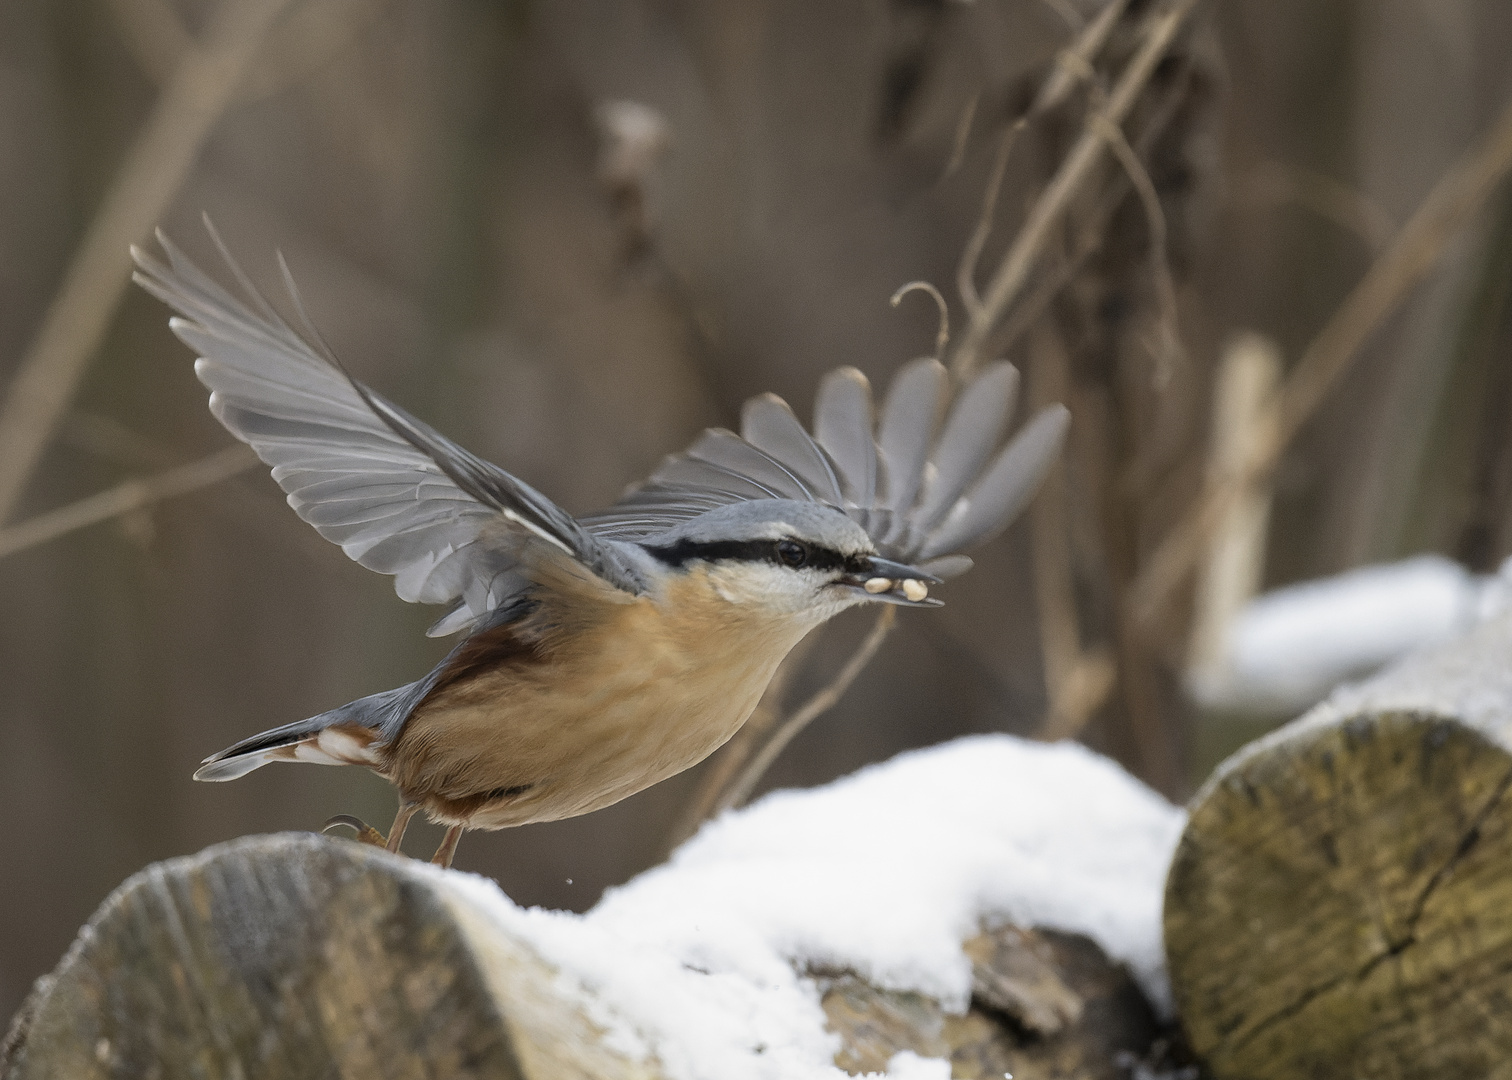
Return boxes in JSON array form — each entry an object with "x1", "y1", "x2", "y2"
[{"x1": 322, "y1": 814, "x2": 388, "y2": 847}]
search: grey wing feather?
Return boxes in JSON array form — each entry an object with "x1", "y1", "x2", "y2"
[
  {"x1": 813, "y1": 367, "x2": 877, "y2": 505},
  {"x1": 918, "y1": 404, "x2": 1070, "y2": 560},
  {"x1": 876, "y1": 358, "x2": 946, "y2": 522},
  {"x1": 911, "y1": 362, "x2": 1018, "y2": 536},
  {"x1": 740, "y1": 394, "x2": 845, "y2": 503},
  {"x1": 133, "y1": 231, "x2": 642, "y2": 634}
]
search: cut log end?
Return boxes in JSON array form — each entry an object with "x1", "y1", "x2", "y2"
[{"x1": 1166, "y1": 708, "x2": 1512, "y2": 1079}]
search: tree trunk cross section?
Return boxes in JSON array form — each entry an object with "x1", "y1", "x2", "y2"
[{"x1": 1166, "y1": 611, "x2": 1512, "y2": 1080}]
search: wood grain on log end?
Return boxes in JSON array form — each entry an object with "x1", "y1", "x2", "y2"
[
  {"x1": 1, "y1": 832, "x2": 654, "y2": 1080},
  {"x1": 1166, "y1": 709, "x2": 1512, "y2": 1079},
  {"x1": 821, "y1": 925, "x2": 1159, "y2": 1079}
]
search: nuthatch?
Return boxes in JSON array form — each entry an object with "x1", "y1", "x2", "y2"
[{"x1": 132, "y1": 229, "x2": 1068, "y2": 868}]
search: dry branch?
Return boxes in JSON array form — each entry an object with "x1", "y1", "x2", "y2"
[
  {"x1": 1129, "y1": 88, "x2": 1512, "y2": 630},
  {"x1": 948, "y1": 0, "x2": 1202, "y2": 383},
  {"x1": 0, "y1": 0, "x2": 294, "y2": 527},
  {"x1": 0, "y1": 446, "x2": 257, "y2": 561}
]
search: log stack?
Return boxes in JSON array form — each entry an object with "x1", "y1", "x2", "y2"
[
  {"x1": 1165, "y1": 612, "x2": 1512, "y2": 1078},
  {"x1": 2, "y1": 833, "x2": 1160, "y2": 1080}
]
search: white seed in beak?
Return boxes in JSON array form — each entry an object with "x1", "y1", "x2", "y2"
[
  {"x1": 901, "y1": 579, "x2": 929, "y2": 602},
  {"x1": 864, "y1": 577, "x2": 894, "y2": 594}
]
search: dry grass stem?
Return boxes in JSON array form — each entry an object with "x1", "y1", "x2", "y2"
[
  {"x1": 0, "y1": 446, "x2": 258, "y2": 561},
  {"x1": 1031, "y1": 0, "x2": 1132, "y2": 117},
  {"x1": 0, "y1": 0, "x2": 296, "y2": 527},
  {"x1": 1029, "y1": 328, "x2": 1118, "y2": 741},
  {"x1": 941, "y1": 92, "x2": 981, "y2": 182},
  {"x1": 1129, "y1": 88, "x2": 1512, "y2": 629},
  {"x1": 891, "y1": 280, "x2": 952, "y2": 358},
  {"x1": 957, "y1": 120, "x2": 1025, "y2": 321},
  {"x1": 1092, "y1": 109, "x2": 1186, "y2": 387},
  {"x1": 950, "y1": 0, "x2": 1202, "y2": 382},
  {"x1": 716, "y1": 606, "x2": 898, "y2": 816}
]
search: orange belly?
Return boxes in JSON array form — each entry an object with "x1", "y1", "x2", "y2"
[{"x1": 384, "y1": 569, "x2": 820, "y2": 829}]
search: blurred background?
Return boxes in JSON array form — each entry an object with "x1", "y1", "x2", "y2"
[{"x1": 5, "y1": 0, "x2": 1512, "y2": 1022}]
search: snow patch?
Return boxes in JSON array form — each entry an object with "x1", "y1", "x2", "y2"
[{"x1": 433, "y1": 734, "x2": 1183, "y2": 1080}]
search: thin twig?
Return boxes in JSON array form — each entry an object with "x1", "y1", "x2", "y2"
[
  {"x1": 950, "y1": 0, "x2": 1201, "y2": 383},
  {"x1": 1031, "y1": 0, "x2": 1132, "y2": 117},
  {"x1": 891, "y1": 280, "x2": 952, "y2": 359},
  {"x1": 0, "y1": 446, "x2": 258, "y2": 561},
  {"x1": 714, "y1": 606, "x2": 898, "y2": 817},
  {"x1": 1092, "y1": 109, "x2": 1186, "y2": 388},
  {"x1": 1129, "y1": 89, "x2": 1512, "y2": 628},
  {"x1": 0, "y1": 0, "x2": 294, "y2": 526},
  {"x1": 957, "y1": 120, "x2": 1025, "y2": 321},
  {"x1": 940, "y1": 92, "x2": 980, "y2": 183}
]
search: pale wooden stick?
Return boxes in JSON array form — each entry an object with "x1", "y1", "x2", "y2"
[
  {"x1": 0, "y1": 0, "x2": 295, "y2": 526},
  {"x1": 0, "y1": 446, "x2": 258, "y2": 561},
  {"x1": 1184, "y1": 334, "x2": 1280, "y2": 696},
  {"x1": 1129, "y1": 88, "x2": 1512, "y2": 629}
]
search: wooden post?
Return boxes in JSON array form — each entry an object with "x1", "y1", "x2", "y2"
[{"x1": 1165, "y1": 611, "x2": 1512, "y2": 1078}]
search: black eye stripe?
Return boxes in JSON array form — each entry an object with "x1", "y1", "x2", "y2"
[{"x1": 642, "y1": 537, "x2": 866, "y2": 574}]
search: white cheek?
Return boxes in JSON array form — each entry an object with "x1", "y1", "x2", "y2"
[{"x1": 707, "y1": 563, "x2": 837, "y2": 614}]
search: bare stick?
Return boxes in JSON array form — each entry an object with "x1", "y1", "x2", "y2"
[
  {"x1": 715, "y1": 606, "x2": 898, "y2": 817},
  {"x1": 950, "y1": 0, "x2": 1201, "y2": 383},
  {"x1": 1129, "y1": 89, "x2": 1512, "y2": 628},
  {"x1": 0, "y1": 0, "x2": 294, "y2": 527},
  {"x1": 0, "y1": 446, "x2": 258, "y2": 561}
]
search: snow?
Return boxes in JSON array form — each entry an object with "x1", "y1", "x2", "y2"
[
  {"x1": 1192, "y1": 555, "x2": 1485, "y2": 712},
  {"x1": 430, "y1": 734, "x2": 1184, "y2": 1080}
]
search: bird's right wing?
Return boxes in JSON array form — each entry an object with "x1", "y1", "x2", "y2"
[
  {"x1": 133, "y1": 230, "x2": 644, "y2": 636},
  {"x1": 583, "y1": 359, "x2": 1068, "y2": 575}
]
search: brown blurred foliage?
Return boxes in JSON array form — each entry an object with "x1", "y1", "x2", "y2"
[{"x1": 4, "y1": 0, "x2": 1512, "y2": 1023}]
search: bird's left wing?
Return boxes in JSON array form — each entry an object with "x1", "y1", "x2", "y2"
[{"x1": 133, "y1": 231, "x2": 644, "y2": 636}]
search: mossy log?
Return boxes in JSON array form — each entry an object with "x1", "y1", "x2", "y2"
[
  {"x1": 1165, "y1": 612, "x2": 1512, "y2": 1080},
  {"x1": 3, "y1": 833, "x2": 1159, "y2": 1079}
]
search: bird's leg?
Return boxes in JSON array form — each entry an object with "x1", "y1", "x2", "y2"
[
  {"x1": 387, "y1": 800, "x2": 421, "y2": 854},
  {"x1": 431, "y1": 825, "x2": 464, "y2": 869}
]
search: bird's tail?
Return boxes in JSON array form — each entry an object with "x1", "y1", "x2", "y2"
[{"x1": 193, "y1": 683, "x2": 419, "y2": 781}]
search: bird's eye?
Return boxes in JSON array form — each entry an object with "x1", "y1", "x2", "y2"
[{"x1": 776, "y1": 539, "x2": 808, "y2": 568}]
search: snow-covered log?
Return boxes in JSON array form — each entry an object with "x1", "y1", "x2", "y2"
[
  {"x1": 3, "y1": 737, "x2": 1182, "y2": 1080},
  {"x1": 1166, "y1": 611, "x2": 1512, "y2": 1079}
]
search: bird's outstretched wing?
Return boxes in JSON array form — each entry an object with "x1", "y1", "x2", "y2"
[
  {"x1": 133, "y1": 229, "x2": 645, "y2": 637},
  {"x1": 582, "y1": 360, "x2": 1069, "y2": 576}
]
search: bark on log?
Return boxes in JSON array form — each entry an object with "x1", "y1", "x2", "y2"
[
  {"x1": 3, "y1": 832, "x2": 1159, "y2": 1079},
  {"x1": 1165, "y1": 611, "x2": 1512, "y2": 1079}
]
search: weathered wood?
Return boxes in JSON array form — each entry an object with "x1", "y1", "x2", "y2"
[
  {"x1": 1165, "y1": 612, "x2": 1512, "y2": 1079},
  {"x1": 4, "y1": 831, "x2": 1163, "y2": 1079},
  {"x1": 0, "y1": 833, "x2": 654, "y2": 1080},
  {"x1": 820, "y1": 926, "x2": 1158, "y2": 1079}
]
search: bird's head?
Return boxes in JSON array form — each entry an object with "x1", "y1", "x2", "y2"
[{"x1": 638, "y1": 500, "x2": 941, "y2": 619}]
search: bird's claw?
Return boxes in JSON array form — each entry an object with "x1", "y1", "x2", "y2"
[{"x1": 322, "y1": 814, "x2": 388, "y2": 847}]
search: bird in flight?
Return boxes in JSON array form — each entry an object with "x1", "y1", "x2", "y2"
[{"x1": 133, "y1": 226, "x2": 1068, "y2": 868}]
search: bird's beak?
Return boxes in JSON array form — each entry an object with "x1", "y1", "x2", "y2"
[{"x1": 841, "y1": 555, "x2": 944, "y2": 606}]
